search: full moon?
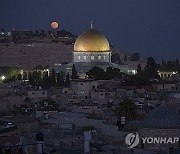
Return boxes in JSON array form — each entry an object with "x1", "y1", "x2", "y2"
[{"x1": 51, "y1": 21, "x2": 58, "y2": 29}]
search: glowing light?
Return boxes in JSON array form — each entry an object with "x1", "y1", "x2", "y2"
[
  {"x1": 91, "y1": 55, "x2": 94, "y2": 60},
  {"x1": 1, "y1": 76, "x2": 5, "y2": 80},
  {"x1": 172, "y1": 71, "x2": 177, "y2": 74},
  {"x1": 132, "y1": 70, "x2": 137, "y2": 74},
  {"x1": 128, "y1": 70, "x2": 137, "y2": 75},
  {"x1": 55, "y1": 63, "x2": 61, "y2": 66}
]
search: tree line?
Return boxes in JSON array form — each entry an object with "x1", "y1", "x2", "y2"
[
  {"x1": 26, "y1": 70, "x2": 70, "y2": 88},
  {"x1": 158, "y1": 59, "x2": 180, "y2": 72}
]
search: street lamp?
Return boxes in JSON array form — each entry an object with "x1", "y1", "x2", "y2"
[{"x1": 1, "y1": 75, "x2": 5, "y2": 81}]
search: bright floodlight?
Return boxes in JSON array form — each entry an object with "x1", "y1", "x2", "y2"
[{"x1": 1, "y1": 76, "x2": 5, "y2": 80}]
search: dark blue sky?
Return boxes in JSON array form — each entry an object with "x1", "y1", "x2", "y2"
[{"x1": 1, "y1": 0, "x2": 180, "y2": 61}]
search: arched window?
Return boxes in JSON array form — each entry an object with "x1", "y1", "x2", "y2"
[
  {"x1": 78, "y1": 55, "x2": 81, "y2": 60},
  {"x1": 91, "y1": 55, "x2": 94, "y2": 60}
]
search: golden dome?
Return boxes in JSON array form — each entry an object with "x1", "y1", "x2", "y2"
[{"x1": 74, "y1": 29, "x2": 110, "y2": 52}]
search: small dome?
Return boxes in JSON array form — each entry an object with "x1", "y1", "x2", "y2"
[
  {"x1": 142, "y1": 105, "x2": 180, "y2": 129},
  {"x1": 74, "y1": 29, "x2": 110, "y2": 52}
]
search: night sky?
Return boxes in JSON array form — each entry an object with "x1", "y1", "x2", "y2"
[{"x1": 1, "y1": 0, "x2": 180, "y2": 61}]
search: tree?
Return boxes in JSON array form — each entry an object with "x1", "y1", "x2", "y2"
[
  {"x1": 57, "y1": 71, "x2": 64, "y2": 86},
  {"x1": 40, "y1": 30, "x2": 46, "y2": 38},
  {"x1": 0, "y1": 66, "x2": 21, "y2": 80},
  {"x1": 65, "y1": 73, "x2": 70, "y2": 86},
  {"x1": 130, "y1": 52, "x2": 140, "y2": 61},
  {"x1": 38, "y1": 98, "x2": 58, "y2": 109},
  {"x1": 86, "y1": 66, "x2": 123, "y2": 80},
  {"x1": 1, "y1": 28, "x2": 5, "y2": 34},
  {"x1": 105, "y1": 66, "x2": 121, "y2": 79},
  {"x1": 12, "y1": 31, "x2": 17, "y2": 45},
  {"x1": 24, "y1": 97, "x2": 30, "y2": 102},
  {"x1": 137, "y1": 64, "x2": 142, "y2": 73},
  {"x1": 124, "y1": 55, "x2": 127, "y2": 61},
  {"x1": 175, "y1": 59, "x2": 179, "y2": 69},
  {"x1": 86, "y1": 66, "x2": 105, "y2": 80},
  {"x1": 35, "y1": 30, "x2": 39, "y2": 37},
  {"x1": 166, "y1": 61, "x2": 173, "y2": 70},
  {"x1": 71, "y1": 64, "x2": 79, "y2": 79},
  {"x1": 41, "y1": 30, "x2": 44, "y2": 34},
  {"x1": 144, "y1": 57, "x2": 159, "y2": 79},
  {"x1": 42, "y1": 71, "x2": 49, "y2": 88},
  {"x1": 28, "y1": 72, "x2": 35, "y2": 86},
  {"x1": 162, "y1": 59, "x2": 165, "y2": 66},
  {"x1": 115, "y1": 98, "x2": 137, "y2": 121},
  {"x1": 49, "y1": 69, "x2": 56, "y2": 86},
  {"x1": 31, "y1": 71, "x2": 39, "y2": 86}
]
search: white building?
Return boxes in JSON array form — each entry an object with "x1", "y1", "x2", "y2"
[
  {"x1": 71, "y1": 80, "x2": 97, "y2": 98},
  {"x1": 28, "y1": 89, "x2": 47, "y2": 101},
  {"x1": 71, "y1": 79, "x2": 121, "y2": 99}
]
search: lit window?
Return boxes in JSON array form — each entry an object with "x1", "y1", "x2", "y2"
[
  {"x1": 84, "y1": 56, "x2": 87, "y2": 60},
  {"x1": 91, "y1": 56, "x2": 94, "y2": 60},
  {"x1": 103, "y1": 55, "x2": 106, "y2": 59},
  {"x1": 78, "y1": 55, "x2": 81, "y2": 60},
  {"x1": 98, "y1": 55, "x2": 101, "y2": 60}
]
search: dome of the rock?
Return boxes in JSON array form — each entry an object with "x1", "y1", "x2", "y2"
[{"x1": 74, "y1": 29, "x2": 110, "y2": 52}]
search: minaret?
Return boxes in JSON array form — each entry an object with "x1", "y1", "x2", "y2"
[{"x1": 162, "y1": 84, "x2": 165, "y2": 106}]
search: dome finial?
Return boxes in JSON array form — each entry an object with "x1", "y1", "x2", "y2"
[{"x1": 90, "y1": 21, "x2": 93, "y2": 29}]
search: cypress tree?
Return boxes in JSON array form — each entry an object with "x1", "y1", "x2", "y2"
[
  {"x1": 65, "y1": 73, "x2": 70, "y2": 86},
  {"x1": 71, "y1": 64, "x2": 79, "y2": 79}
]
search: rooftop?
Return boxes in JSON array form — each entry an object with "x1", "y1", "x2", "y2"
[{"x1": 141, "y1": 104, "x2": 180, "y2": 129}]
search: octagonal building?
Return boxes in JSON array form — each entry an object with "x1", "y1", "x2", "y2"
[{"x1": 52, "y1": 24, "x2": 135, "y2": 78}]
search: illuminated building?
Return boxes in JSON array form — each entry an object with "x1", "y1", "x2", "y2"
[{"x1": 53, "y1": 23, "x2": 137, "y2": 78}]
